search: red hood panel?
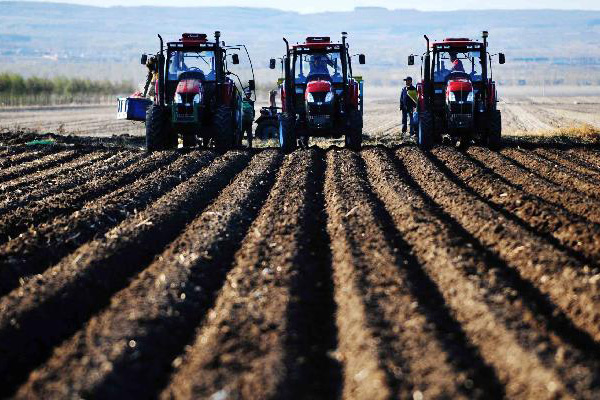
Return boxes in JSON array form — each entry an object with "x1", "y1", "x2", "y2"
[
  {"x1": 176, "y1": 79, "x2": 202, "y2": 94},
  {"x1": 447, "y1": 80, "x2": 473, "y2": 92},
  {"x1": 306, "y1": 80, "x2": 332, "y2": 93}
]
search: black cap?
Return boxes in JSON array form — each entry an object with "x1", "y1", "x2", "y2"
[{"x1": 403, "y1": 76, "x2": 413, "y2": 81}]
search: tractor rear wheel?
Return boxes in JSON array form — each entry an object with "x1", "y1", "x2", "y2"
[
  {"x1": 417, "y1": 111, "x2": 434, "y2": 150},
  {"x1": 278, "y1": 113, "x2": 296, "y2": 153},
  {"x1": 214, "y1": 106, "x2": 235, "y2": 151},
  {"x1": 146, "y1": 105, "x2": 175, "y2": 152},
  {"x1": 488, "y1": 110, "x2": 502, "y2": 150},
  {"x1": 345, "y1": 110, "x2": 363, "y2": 151}
]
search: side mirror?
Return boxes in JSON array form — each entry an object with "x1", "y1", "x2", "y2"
[
  {"x1": 140, "y1": 54, "x2": 148, "y2": 65},
  {"x1": 232, "y1": 54, "x2": 240, "y2": 65},
  {"x1": 359, "y1": 54, "x2": 366, "y2": 65},
  {"x1": 408, "y1": 55, "x2": 415, "y2": 66},
  {"x1": 498, "y1": 53, "x2": 506, "y2": 65},
  {"x1": 248, "y1": 80, "x2": 255, "y2": 91},
  {"x1": 269, "y1": 58, "x2": 276, "y2": 69}
]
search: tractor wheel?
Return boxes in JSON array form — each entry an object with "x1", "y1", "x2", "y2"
[
  {"x1": 278, "y1": 113, "x2": 296, "y2": 153},
  {"x1": 256, "y1": 120, "x2": 278, "y2": 140},
  {"x1": 417, "y1": 111, "x2": 434, "y2": 150},
  {"x1": 214, "y1": 106, "x2": 235, "y2": 151},
  {"x1": 488, "y1": 110, "x2": 502, "y2": 150},
  {"x1": 182, "y1": 133, "x2": 196, "y2": 148},
  {"x1": 146, "y1": 105, "x2": 175, "y2": 152},
  {"x1": 345, "y1": 110, "x2": 363, "y2": 151}
]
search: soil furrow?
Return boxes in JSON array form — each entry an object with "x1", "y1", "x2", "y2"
[
  {"x1": 0, "y1": 151, "x2": 157, "y2": 243},
  {"x1": 326, "y1": 149, "x2": 503, "y2": 399},
  {"x1": 565, "y1": 148, "x2": 600, "y2": 173},
  {"x1": 467, "y1": 147, "x2": 600, "y2": 224},
  {"x1": 0, "y1": 150, "x2": 139, "y2": 211},
  {"x1": 0, "y1": 150, "x2": 216, "y2": 296},
  {"x1": 15, "y1": 150, "x2": 282, "y2": 399},
  {"x1": 533, "y1": 148, "x2": 600, "y2": 184},
  {"x1": 162, "y1": 149, "x2": 340, "y2": 400},
  {"x1": 433, "y1": 147, "x2": 600, "y2": 266},
  {"x1": 365, "y1": 147, "x2": 600, "y2": 399},
  {"x1": 0, "y1": 146, "x2": 57, "y2": 168},
  {"x1": 399, "y1": 147, "x2": 600, "y2": 342},
  {"x1": 568, "y1": 148, "x2": 600, "y2": 169},
  {"x1": 536, "y1": 148, "x2": 600, "y2": 179},
  {"x1": 502, "y1": 148, "x2": 600, "y2": 199},
  {"x1": 0, "y1": 150, "x2": 111, "y2": 196},
  {"x1": 0, "y1": 151, "x2": 250, "y2": 397},
  {"x1": 0, "y1": 149, "x2": 81, "y2": 184}
]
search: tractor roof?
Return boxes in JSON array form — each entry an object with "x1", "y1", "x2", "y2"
[
  {"x1": 293, "y1": 36, "x2": 340, "y2": 50},
  {"x1": 168, "y1": 33, "x2": 214, "y2": 48},
  {"x1": 432, "y1": 38, "x2": 482, "y2": 48}
]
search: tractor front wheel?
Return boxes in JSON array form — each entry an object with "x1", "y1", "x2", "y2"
[
  {"x1": 278, "y1": 113, "x2": 296, "y2": 153},
  {"x1": 417, "y1": 111, "x2": 434, "y2": 150},
  {"x1": 345, "y1": 110, "x2": 363, "y2": 151},
  {"x1": 488, "y1": 110, "x2": 502, "y2": 150},
  {"x1": 214, "y1": 106, "x2": 235, "y2": 151},
  {"x1": 146, "y1": 105, "x2": 176, "y2": 152}
]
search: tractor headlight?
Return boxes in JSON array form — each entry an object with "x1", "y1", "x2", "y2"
[
  {"x1": 324, "y1": 92, "x2": 334, "y2": 103},
  {"x1": 448, "y1": 92, "x2": 457, "y2": 102},
  {"x1": 193, "y1": 93, "x2": 201, "y2": 104},
  {"x1": 467, "y1": 92, "x2": 474, "y2": 102},
  {"x1": 174, "y1": 93, "x2": 183, "y2": 104},
  {"x1": 306, "y1": 92, "x2": 315, "y2": 103}
]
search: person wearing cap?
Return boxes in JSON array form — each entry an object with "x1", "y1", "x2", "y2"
[
  {"x1": 242, "y1": 87, "x2": 255, "y2": 148},
  {"x1": 400, "y1": 77, "x2": 418, "y2": 135}
]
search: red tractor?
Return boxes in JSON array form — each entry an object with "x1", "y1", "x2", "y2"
[
  {"x1": 119, "y1": 31, "x2": 255, "y2": 152},
  {"x1": 409, "y1": 31, "x2": 505, "y2": 149},
  {"x1": 270, "y1": 33, "x2": 365, "y2": 152}
]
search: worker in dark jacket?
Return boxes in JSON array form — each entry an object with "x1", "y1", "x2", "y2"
[{"x1": 400, "y1": 76, "x2": 418, "y2": 135}]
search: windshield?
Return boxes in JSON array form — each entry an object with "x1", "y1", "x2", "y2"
[
  {"x1": 294, "y1": 52, "x2": 343, "y2": 84},
  {"x1": 167, "y1": 50, "x2": 216, "y2": 81},
  {"x1": 433, "y1": 50, "x2": 483, "y2": 83}
]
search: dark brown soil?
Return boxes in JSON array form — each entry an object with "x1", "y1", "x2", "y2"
[{"x1": 1, "y1": 134, "x2": 599, "y2": 399}]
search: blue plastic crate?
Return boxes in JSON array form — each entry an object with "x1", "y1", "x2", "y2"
[{"x1": 117, "y1": 97, "x2": 152, "y2": 122}]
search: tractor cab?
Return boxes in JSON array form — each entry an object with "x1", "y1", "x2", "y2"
[
  {"x1": 409, "y1": 32, "x2": 505, "y2": 149},
  {"x1": 269, "y1": 33, "x2": 365, "y2": 152}
]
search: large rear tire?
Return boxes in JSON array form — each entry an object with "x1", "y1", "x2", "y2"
[
  {"x1": 214, "y1": 106, "x2": 235, "y2": 151},
  {"x1": 345, "y1": 110, "x2": 363, "y2": 151},
  {"x1": 417, "y1": 111, "x2": 434, "y2": 150},
  {"x1": 278, "y1": 113, "x2": 296, "y2": 153},
  {"x1": 488, "y1": 110, "x2": 502, "y2": 150}
]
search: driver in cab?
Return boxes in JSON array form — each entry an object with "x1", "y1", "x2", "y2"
[
  {"x1": 449, "y1": 51, "x2": 465, "y2": 73},
  {"x1": 307, "y1": 54, "x2": 333, "y2": 80}
]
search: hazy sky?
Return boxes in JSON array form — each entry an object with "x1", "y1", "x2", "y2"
[{"x1": 20, "y1": 0, "x2": 600, "y2": 13}]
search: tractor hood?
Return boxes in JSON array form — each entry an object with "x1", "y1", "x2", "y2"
[
  {"x1": 446, "y1": 79, "x2": 473, "y2": 94},
  {"x1": 306, "y1": 79, "x2": 332, "y2": 95},
  {"x1": 176, "y1": 79, "x2": 202, "y2": 95}
]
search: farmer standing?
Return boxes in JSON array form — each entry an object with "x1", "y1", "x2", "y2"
[{"x1": 400, "y1": 76, "x2": 418, "y2": 135}]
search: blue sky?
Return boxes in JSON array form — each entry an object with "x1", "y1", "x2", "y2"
[{"x1": 19, "y1": 0, "x2": 600, "y2": 12}]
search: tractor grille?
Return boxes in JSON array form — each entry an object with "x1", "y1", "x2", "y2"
[
  {"x1": 177, "y1": 93, "x2": 196, "y2": 116},
  {"x1": 452, "y1": 92, "x2": 471, "y2": 102},
  {"x1": 449, "y1": 102, "x2": 473, "y2": 114}
]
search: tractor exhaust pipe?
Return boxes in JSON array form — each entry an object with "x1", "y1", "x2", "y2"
[
  {"x1": 282, "y1": 38, "x2": 293, "y2": 113},
  {"x1": 482, "y1": 30, "x2": 488, "y2": 48},
  {"x1": 157, "y1": 34, "x2": 164, "y2": 106}
]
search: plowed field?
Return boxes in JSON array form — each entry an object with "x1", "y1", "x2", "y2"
[{"x1": 1, "y1": 131, "x2": 600, "y2": 399}]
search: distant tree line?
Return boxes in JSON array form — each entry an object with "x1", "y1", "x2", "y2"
[{"x1": 0, "y1": 72, "x2": 134, "y2": 96}]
